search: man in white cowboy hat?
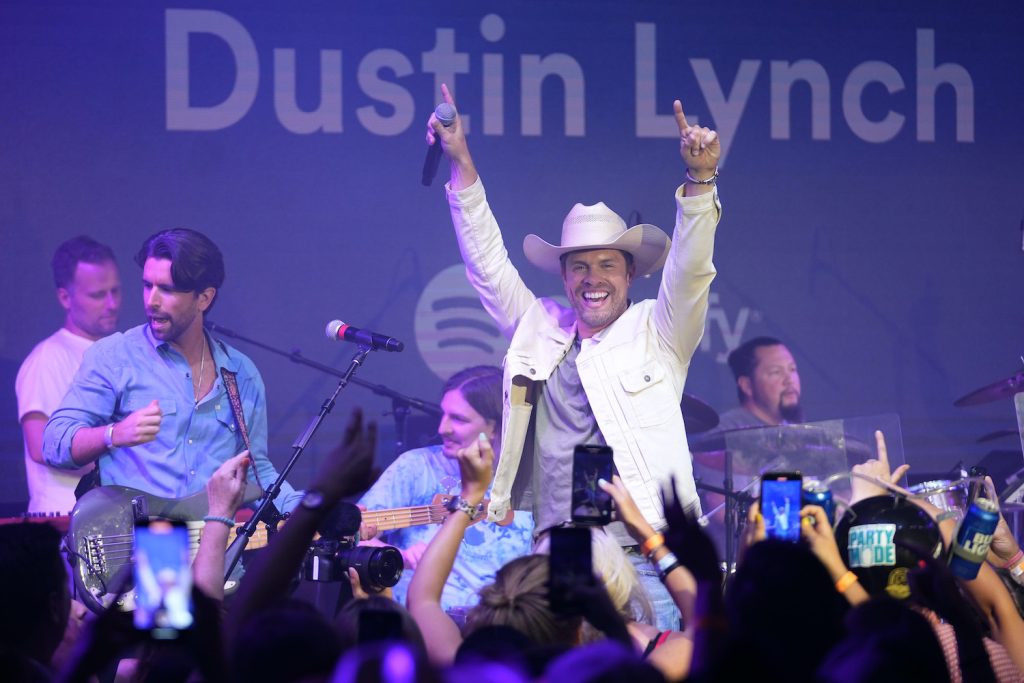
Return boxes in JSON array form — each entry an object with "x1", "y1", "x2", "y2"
[{"x1": 426, "y1": 85, "x2": 720, "y2": 622}]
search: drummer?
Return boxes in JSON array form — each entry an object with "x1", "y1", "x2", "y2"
[{"x1": 717, "y1": 336, "x2": 803, "y2": 430}]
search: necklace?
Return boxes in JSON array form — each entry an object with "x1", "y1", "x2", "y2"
[{"x1": 193, "y1": 337, "x2": 207, "y2": 405}]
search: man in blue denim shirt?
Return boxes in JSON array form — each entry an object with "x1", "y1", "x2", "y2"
[{"x1": 43, "y1": 228, "x2": 302, "y2": 512}]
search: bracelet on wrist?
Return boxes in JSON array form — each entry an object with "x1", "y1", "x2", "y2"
[
  {"x1": 104, "y1": 424, "x2": 115, "y2": 449},
  {"x1": 685, "y1": 167, "x2": 719, "y2": 186},
  {"x1": 1000, "y1": 549, "x2": 1024, "y2": 569},
  {"x1": 641, "y1": 532, "x2": 665, "y2": 558},
  {"x1": 655, "y1": 551, "x2": 682, "y2": 581},
  {"x1": 835, "y1": 570, "x2": 859, "y2": 594},
  {"x1": 203, "y1": 515, "x2": 236, "y2": 529},
  {"x1": 454, "y1": 496, "x2": 480, "y2": 521}
]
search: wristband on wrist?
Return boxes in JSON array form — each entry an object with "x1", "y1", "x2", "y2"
[
  {"x1": 1000, "y1": 549, "x2": 1023, "y2": 569},
  {"x1": 104, "y1": 424, "x2": 115, "y2": 449},
  {"x1": 454, "y1": 497, "x2": 480, "y2": 521},
  {"x1": 685, "y1": 167, "x2": 719, "y2": 185},
  {"x1": 641, "y1": 532, "x2": 665, "y2": 558},
  {"x1": 203, "y1": 515, "x2": 235, "y2": 529},
  {"x1": 655, "y1": 551, "x2": 681, "y2": 580},
  {"x1": 835, "y1": 571, "x2": 859, "y2": 594}
]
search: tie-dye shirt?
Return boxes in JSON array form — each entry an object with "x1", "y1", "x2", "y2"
[{"x1": 358, "y1": 445, "x2": 534, "y2": 610}]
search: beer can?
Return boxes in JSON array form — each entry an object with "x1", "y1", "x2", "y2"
[
  {"x1": 948, "y1": 497, "x2": 999, "y2": 580},
  {"x1": 802, "y1": 480, "x2": 835, "y2": 525}
]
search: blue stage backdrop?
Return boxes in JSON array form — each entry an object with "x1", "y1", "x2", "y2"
[{"x1": 1, "y1": 1, "x2": 1022, "y2": 509}]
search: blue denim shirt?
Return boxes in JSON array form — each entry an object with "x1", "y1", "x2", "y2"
[{"x1": 43, "y1": 324, "x2": 302, "y2": 512}]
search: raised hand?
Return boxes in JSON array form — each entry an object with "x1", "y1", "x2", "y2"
[
  {"x1": 599, "y1": 474, "x2": 657, "y2": 545},
  {"x1": 206, "y1": 451, "x2": 250, "y2": 519},
  {"x1": 455, "y1": 432, "x2": 494, "y2": 505},
  {"x1": 426, "y1": 83, "x2": 478, "y2": 190},
  {"x1": 112, "y1": 398, "x2": 162, "y2": 447},
  {"x1": 674, "y1": 99, "x2": 720, "y2": 176},
  {"x1": 314, "y1": 408, "x2": 378, "y2": 503},
  {"x1": 850, "y1": 430, "x2": 910, "y2": 505},
  {"x1": 663, "y1": 477, "x2": 721, "y2": 583}
]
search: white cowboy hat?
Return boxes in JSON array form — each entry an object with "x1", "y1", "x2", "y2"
[{"x1": 522, "y1": 202, "x2": 671, "y2": 277}]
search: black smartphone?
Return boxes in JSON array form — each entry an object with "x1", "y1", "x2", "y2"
[
  {"x1": 571, "y1": 444, "x2": 614, "y2": 526},
  {"x1": 133, "y1": 519, "x2": 194, "y2": 639},
  {"x1": 547, "y1": 526, "x2": 593, "y2": 615},
  {"x1": 760, "y1": 471, "x2": 803, "y2": 543}
]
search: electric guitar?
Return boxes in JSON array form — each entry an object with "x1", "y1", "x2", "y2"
[{"x1": 67, "y1": 485, "x2": 506, "y2": 614}]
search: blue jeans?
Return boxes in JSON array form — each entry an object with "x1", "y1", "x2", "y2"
[{"x1": 627, "y1": 549, "x2": 682, "y2": 631}]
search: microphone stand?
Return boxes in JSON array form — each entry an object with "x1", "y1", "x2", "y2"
[
  {"x1": 224, "y1": 345, "x2": 373, "y2": 581},
  {"x1": 205, "y1": 321, "x2": 441, "y2": 456}
]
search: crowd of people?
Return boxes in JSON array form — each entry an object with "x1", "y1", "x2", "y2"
[{"x1": 3, "y1": 409, "x2": 1024, "y2": 683}]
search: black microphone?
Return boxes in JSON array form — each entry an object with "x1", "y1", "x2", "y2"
[
  {"x1": 421, "y1": 102, "x2": 457, "y2": 186},
  {"x1": 325, "y1": 320, "x2": 404, "y2": 352}
]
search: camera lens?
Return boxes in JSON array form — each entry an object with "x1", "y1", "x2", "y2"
[{"x1": 338, "y1": 545, "x2": 404, "y2": 592}]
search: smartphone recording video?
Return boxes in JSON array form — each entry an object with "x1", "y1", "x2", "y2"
[
  {"x1": 570, "y1": 444, "x2": 614, "y2": 526},
  {"x1": 547, "y1": 526, "x2": 593, "y2": 615},
  {"x1": 760, "y1": 472, "x2": 803, "y2": 543},
  {"x1": 133, "y1": 519, "x2": 194, "y2": 638}
]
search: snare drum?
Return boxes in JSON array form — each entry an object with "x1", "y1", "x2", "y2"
[{"x1": 907, "y1": 478, "x2": 983, "y2": 523}]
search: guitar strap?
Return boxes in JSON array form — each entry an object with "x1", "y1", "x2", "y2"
[{"x1": 219, "y1": 366, "x2": 265, "y2": 490}]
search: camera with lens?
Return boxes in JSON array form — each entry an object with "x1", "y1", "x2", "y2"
[{"x1": 301, "y1": 501, "x2": 403, "y2": 592}]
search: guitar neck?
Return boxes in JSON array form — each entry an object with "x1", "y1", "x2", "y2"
[
  {"x1": 361, "y1": 503, "x2": 446, "y2": 532},
  {"x1": 193, "y1": 503, "x2": 444, "y2": 551}
]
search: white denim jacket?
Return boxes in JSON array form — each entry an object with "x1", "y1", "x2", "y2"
[{"x1": 446, "y1": 178, "x2": 721, "y2": 529}]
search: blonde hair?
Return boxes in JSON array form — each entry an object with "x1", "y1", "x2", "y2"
[
  {"x1": 465, "y1": 554, "x2": 582, "y2": 647},
  {"x1": 590, "y1": 528, "x2": 655, "y2": 624}
]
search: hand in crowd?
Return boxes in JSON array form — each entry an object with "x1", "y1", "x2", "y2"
[
  {"x1": 455, "y1": 432, "x2": 494, "y2": 506},
  {"x1": 599, "y1": 474, "x2": 657, "y2": 545},
  {"x1": 663, "y1": 477, "x2": 721, "y2": 583},
  {"x1": 850, "y1": 430, "x2": 910, "y2": 505},
  {"x1": 112, "y1": 399, "x2": 162, "y2": 447},
  {"x1": 742, "y1": 500, "x2": 766, "y2": 552},
  {"x1": 983, "y1": 476, "x2": 1021, "y2": 566},
  {"x1": 800, "y1": 505, "x2": 848, "y2": 578},
  {"x1": 347, "y1": 567, "x2": 394, "y2": 601},
  {"x1": 206, "y1": 451, "x2": 250, "y2": 519},
  {"x1": 674, "y1": 99, "x2": 720, "y2": 176},
  {"x1": 314, "y1": 408, "x2": 378, "y2": 503}
]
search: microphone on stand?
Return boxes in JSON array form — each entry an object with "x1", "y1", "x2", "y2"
[
  {"x1": 421, "y1": 102, "x2": 457, "y2": 186},
  {"x1": 325, "y1": 320, "x2": 404, "y2": 353}
]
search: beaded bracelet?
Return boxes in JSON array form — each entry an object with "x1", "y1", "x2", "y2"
[
  {"x1": 454, "y1": 497, "x2": 479, "y2": 521},
  {"x1": 203, "y1": 515, "x2": 235, "y2": 528}
]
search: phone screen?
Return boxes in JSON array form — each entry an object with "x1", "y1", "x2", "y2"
[
  {"x1": 761, "y1": 472, "x2": 803, "y2": 543},
  {"x1": 571, "y1": 444, "x2": 614, "y2": 525},
  {"x1": 133, "y1": 519, "x2": 194, "y2": 638},
  {"x1": 548, "y1": 526, "x2": 593, "y2": 615}
]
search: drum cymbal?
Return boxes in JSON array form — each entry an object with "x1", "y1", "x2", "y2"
[
  {"x1": 690, "y1": 423, "x2": 874, "y2": 459},
  {"x1": 954, "y1": 371, "x2": 1024, "y2": 407},
  {"x1": 681, "y1": 393, "x2": 719, "y2": 435}
]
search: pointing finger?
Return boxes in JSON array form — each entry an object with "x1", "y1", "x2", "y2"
[
  {"x1": 673, "y1": 99, "x2": 689, "y2": 133},
  {"x1": 441, "y1": 82, "x2": 456, "y2": 108},
  {"x1": 875, "y1": 430, "x2": 889, "y2": 470}
]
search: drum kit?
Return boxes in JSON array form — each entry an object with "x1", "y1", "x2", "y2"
[{"x1": 674, "y1": 367, "x2": 1024, "y2": 569}]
